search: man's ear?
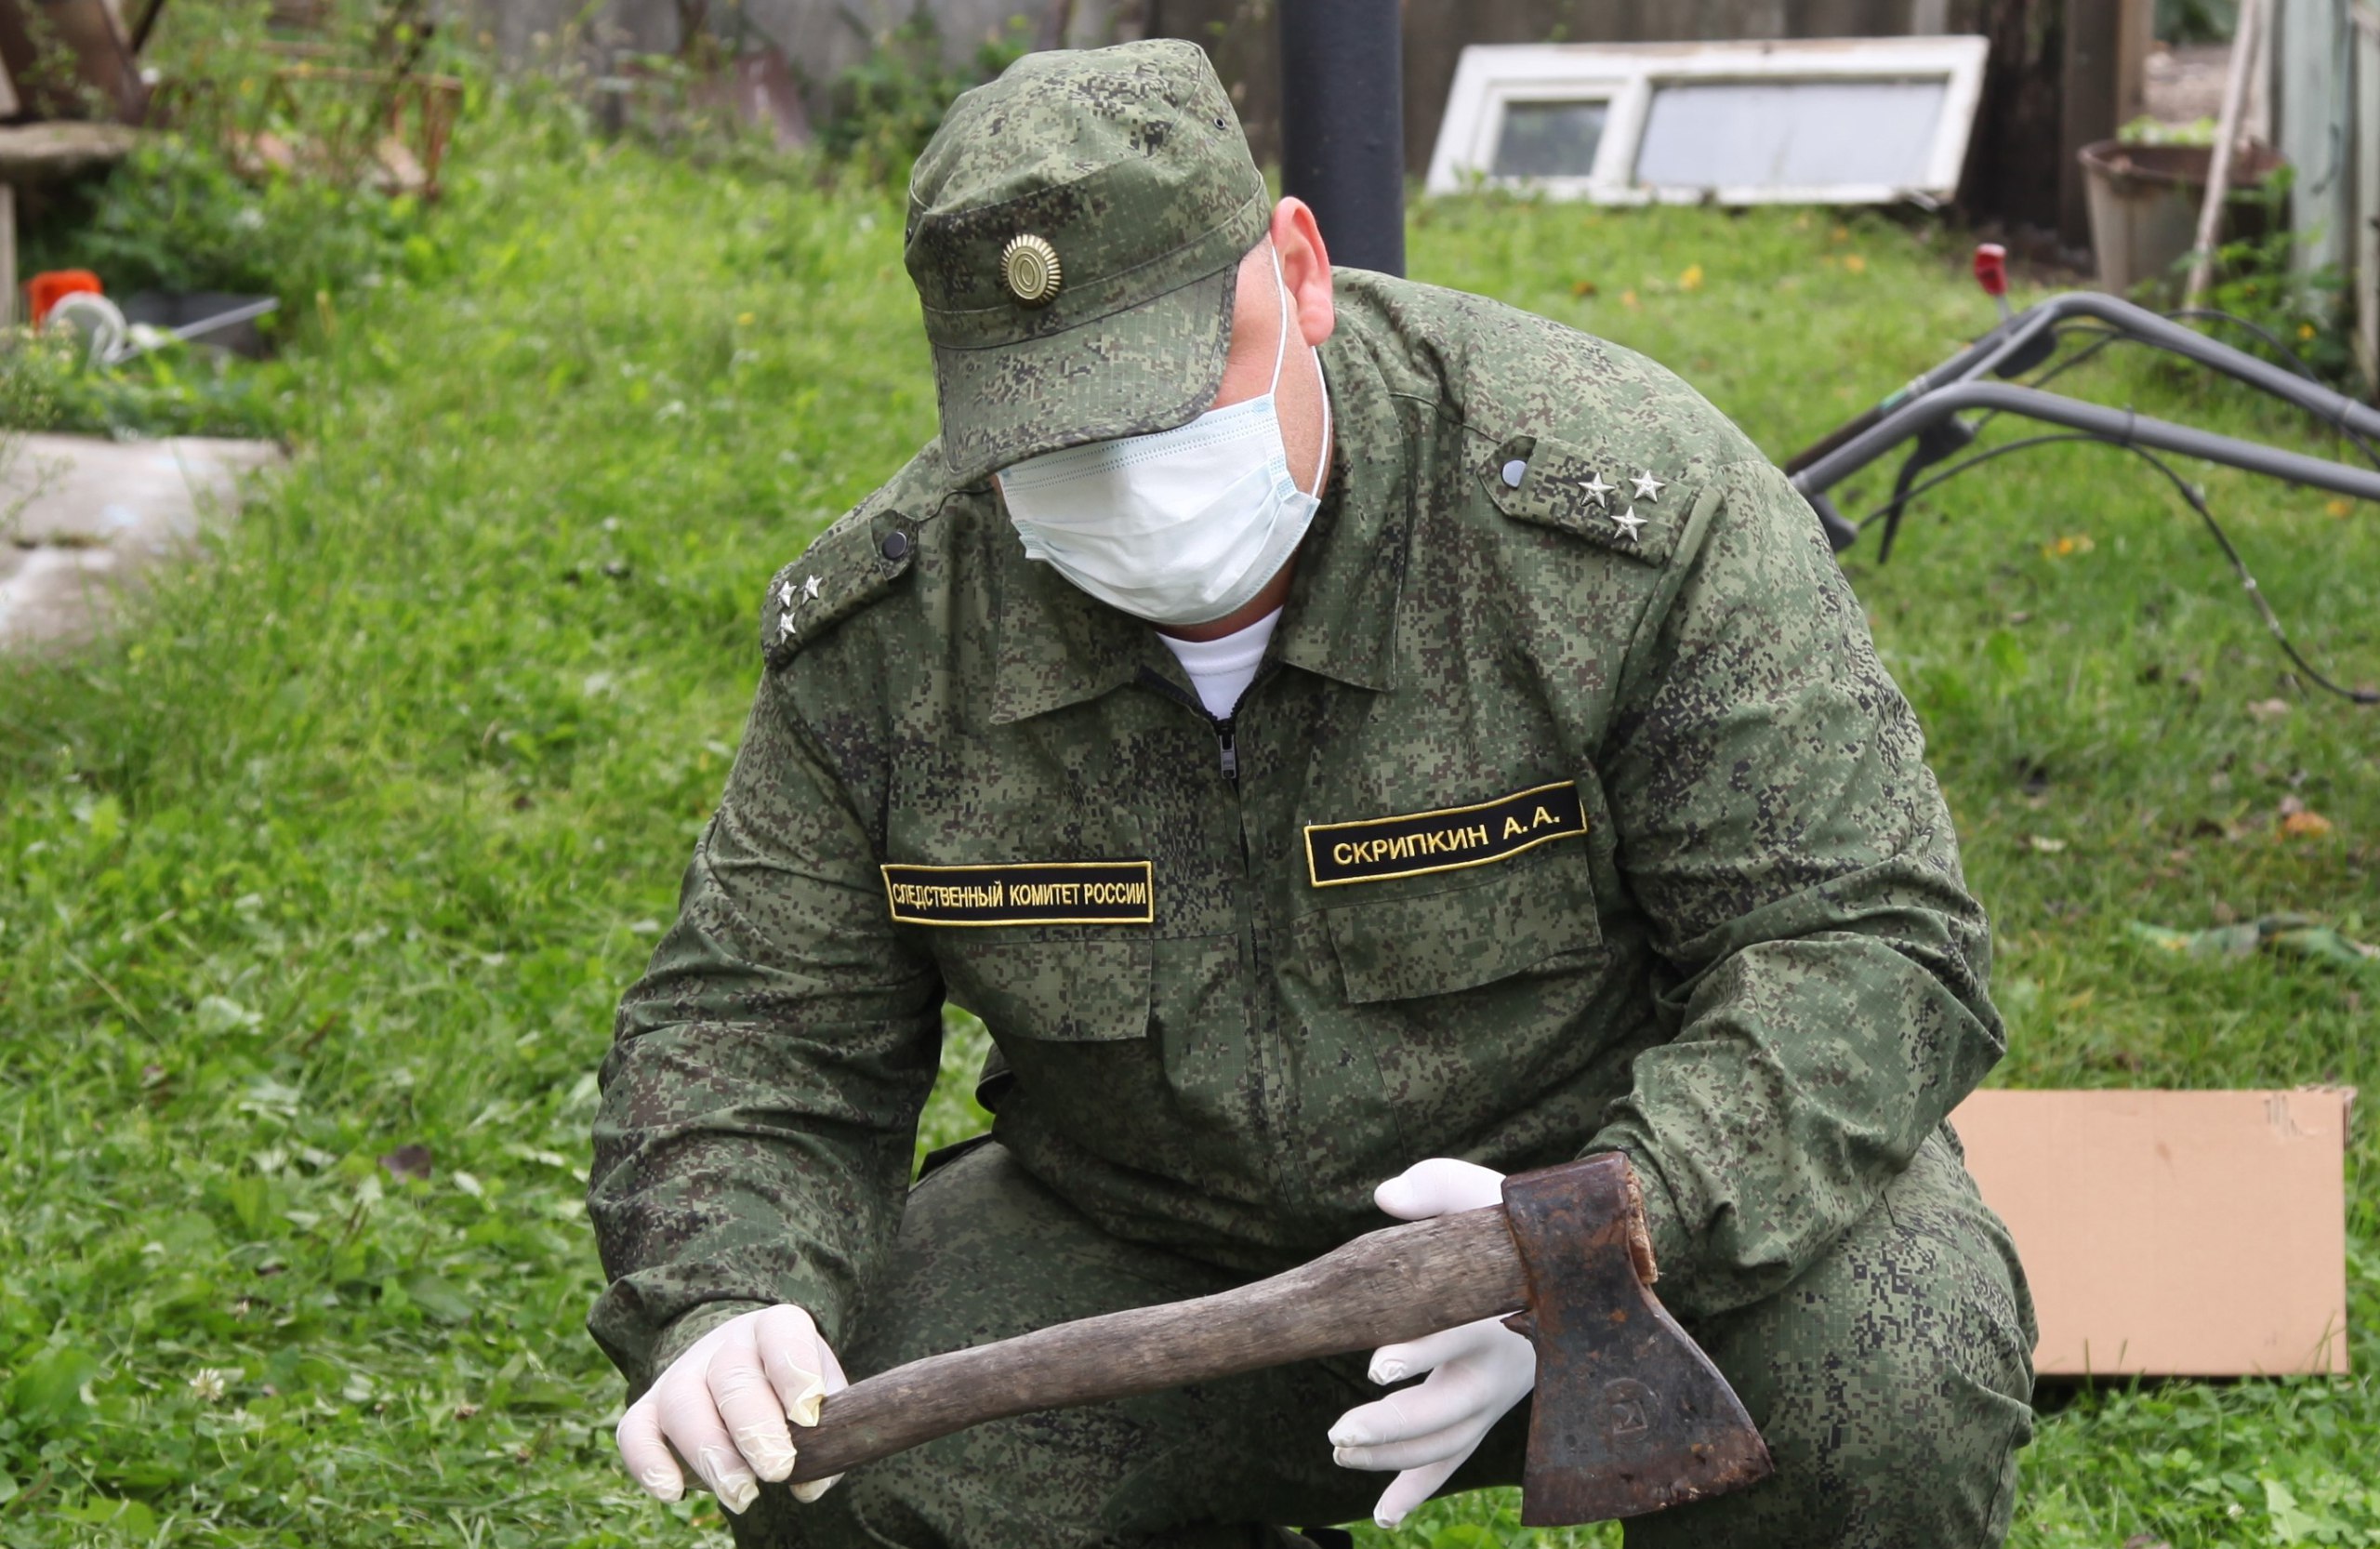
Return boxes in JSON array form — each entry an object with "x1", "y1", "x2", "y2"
[{"x1": 1270, "y1": 197, "x2": 1336, "y2": 349}]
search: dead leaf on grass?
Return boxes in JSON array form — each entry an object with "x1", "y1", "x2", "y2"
[
  {"x1": 2247, "y1": 696, "x2": 2293, "y2": 721},
  {"x1": 2129, "y1": 915, "x2": 2378, "y2": 969},
  {"x1": 2026, "y1": 834, "x2": 2068, "y2": 854},
  {"x1": 2279, "y1": 806, "x2": 2334, "y2": 838}
]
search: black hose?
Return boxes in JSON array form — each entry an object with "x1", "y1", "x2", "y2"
[{"x1": 1851, "y1": 433, "x2": 2378, "y2": 705}]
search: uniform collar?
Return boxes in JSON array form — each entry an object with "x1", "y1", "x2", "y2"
[
  {"x1": 990, "y1": 534, "x2": 1168, "y2": 724},
  {"x1": 1269, "y1": 323, "x2": 1404, "y2": 695},
  {"x1": 989, "y1": 317, "x2": 1407, "y2": 725}
]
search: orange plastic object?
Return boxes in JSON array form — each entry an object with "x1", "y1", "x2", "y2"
[{"x1": 25, "y1": 271, "x2": 104, "y2": 325}]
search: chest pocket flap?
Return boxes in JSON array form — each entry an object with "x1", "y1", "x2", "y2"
[
  {"x1": 1324, "y1": 856, "x2": 1603, "y2": 1004},
  {"x1": 941, "y1": 938, "x2": 1152, "y2": 1042}
]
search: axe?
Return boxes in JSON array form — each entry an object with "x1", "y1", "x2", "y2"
[{"x1": 781, "y1": 1155, "x2": 1772, "y2": 1524}]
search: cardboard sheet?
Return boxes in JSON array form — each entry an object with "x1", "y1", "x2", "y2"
[{"x1": 1950, "y1": 1088, "x2": 2353, "y2": 1376}]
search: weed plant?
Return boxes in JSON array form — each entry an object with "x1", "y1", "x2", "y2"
[
  {"x1": 0, "y1": 99, "x2": 2373, "y2": 1549},
  {"x1": 0, "y1": 332, "x2": 290, "y2": 441},
  {"x1": 2175, "y1": 169, "x2": 2363, "y2": 393}
]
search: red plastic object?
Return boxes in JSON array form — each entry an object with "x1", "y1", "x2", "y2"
[
  {"x1": 25, "y1": 270, "x2": 103, "y2": 325},
  {"x1": 1972, "y1": 244, "x2": 2009, "y2": 298}
]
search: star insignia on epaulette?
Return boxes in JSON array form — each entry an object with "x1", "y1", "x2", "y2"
[
  {"x1": 1578, "y1": 470, "x2": 1616, "y2": 507},
  {"x1": 1631, "y1": 470, "x2": 1666, "y2": 502},
  {"x1": 1610, "y1": 507, "x2": 1648, "y2": 542},
  {"x1": 774, "y1": 574, "x2": 824, "y2": 643}
]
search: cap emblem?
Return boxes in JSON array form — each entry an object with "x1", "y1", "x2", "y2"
[{"x1": 1000, "y1": 233, "x2": 1063, "y2": 307}]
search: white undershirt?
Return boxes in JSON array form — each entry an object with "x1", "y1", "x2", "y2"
[{"x1": 1157, "y1": 606, "x2": 1282, "y2": 720}]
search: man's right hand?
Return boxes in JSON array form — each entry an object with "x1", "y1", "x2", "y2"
[{"x1": 615, "y1": 1304, "x2": 849, "y2": 1514}]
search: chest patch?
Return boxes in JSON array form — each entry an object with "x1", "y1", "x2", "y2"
[
  {"x1": 1305, "y1": 781, "x2": 1587, "y2": 888},
  {"x1": 881, "y1": 861, "x2": 1154, "y2": 926}
]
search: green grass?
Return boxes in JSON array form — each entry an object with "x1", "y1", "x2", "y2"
[{"x1": 0, "y1": 106, "x2": 2373, "y2": 1548}]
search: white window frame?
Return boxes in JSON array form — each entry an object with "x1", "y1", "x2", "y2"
[{"x1": 1424, "y1": 37, "x2": 1992, "y2": 206}]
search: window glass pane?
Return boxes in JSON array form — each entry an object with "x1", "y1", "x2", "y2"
[
  {"x1": 1490, "y1": 99, "x2": 1608, "y2": 179},
  {"x1": 1633, "y1": 79, "x2": 1948, "y2": 189}
]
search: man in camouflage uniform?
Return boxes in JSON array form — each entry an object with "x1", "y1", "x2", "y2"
[{"x1": 588, "y1": 39, "x2": 2035, "y2": 1549}]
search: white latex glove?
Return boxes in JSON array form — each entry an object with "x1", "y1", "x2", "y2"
[
  {"x1": 616, "y1": 1304, "x2": 849, "y2": 1514},
  {"x1": 1328, "y1": 1158, "x2": 1537, "y2": 1530}
]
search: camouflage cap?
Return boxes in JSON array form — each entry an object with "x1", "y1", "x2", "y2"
[{"x1": 905, "y1": 40, "x2": 1271, "y2": 487}]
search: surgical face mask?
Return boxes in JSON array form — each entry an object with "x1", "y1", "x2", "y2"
[{"x1": 998, "y1": 252, "x2": 1332, "y2": 628}]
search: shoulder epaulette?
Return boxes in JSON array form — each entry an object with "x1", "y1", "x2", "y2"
[
  {"x1": 761, "y1": 492, "x2": 920, "y2": 668},
  {"x1": 1480, "y1": 431, "x2": 1717, "y2": 567},
  {"x1": 761, "y1": 439, "x2": 973, "y2": 666}
]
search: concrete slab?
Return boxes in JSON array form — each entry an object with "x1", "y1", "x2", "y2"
[{"x1": 0, "y1": 432, "x2": 285, "y2": 650}]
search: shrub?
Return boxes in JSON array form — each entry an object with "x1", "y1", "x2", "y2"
[
  {"x1": 820, "y1": 8, "x2": 1030, "y2": 184},
  {"x1": 0, "y1": 327, "x2": 289, "y2": 440},
  {"x1": 20, "y1": 134, "x2": 434, "y2": 311},
  {"x1": 2174, "y1": 170, "x2": 2364, "y2": 395}
]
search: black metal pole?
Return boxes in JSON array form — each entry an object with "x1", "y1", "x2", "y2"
[{"x1": 1276, "y1": 0, "x2": 1404, "y2": 277}]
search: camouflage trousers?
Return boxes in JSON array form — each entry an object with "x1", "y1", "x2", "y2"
[{"x1": 731, "y1": 1133, "x2": 2034, "y2": 1549}]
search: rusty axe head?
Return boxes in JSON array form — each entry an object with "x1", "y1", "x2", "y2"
[{"x1": 1497, "y1": 1157, "x2": 1773, "y2": 1526}]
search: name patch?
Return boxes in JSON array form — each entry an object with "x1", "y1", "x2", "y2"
[
  {"x1": 881, "y1": 861, "x2": 1154, "y2": 927},
  {"x1": 1305, "y1": 781, "x2": 1587, "y2": 887}
]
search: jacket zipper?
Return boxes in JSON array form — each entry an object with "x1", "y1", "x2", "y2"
[
  {"x1": 1136, "y1": 661, "x2": 1286, "y2": 1190},
  {"x1": 1135, "y1": 665, "x2": 1263, "y2": 784}
]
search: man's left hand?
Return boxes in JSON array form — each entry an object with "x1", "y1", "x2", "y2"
[{"x1": 1328, "y1": 1158, "x2": 1536, "y2": 1529}]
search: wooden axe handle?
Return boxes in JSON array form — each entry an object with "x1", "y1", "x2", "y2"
[{"x1": 787, "y1": 1204, "x2": 1529, "y2": 1483}]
